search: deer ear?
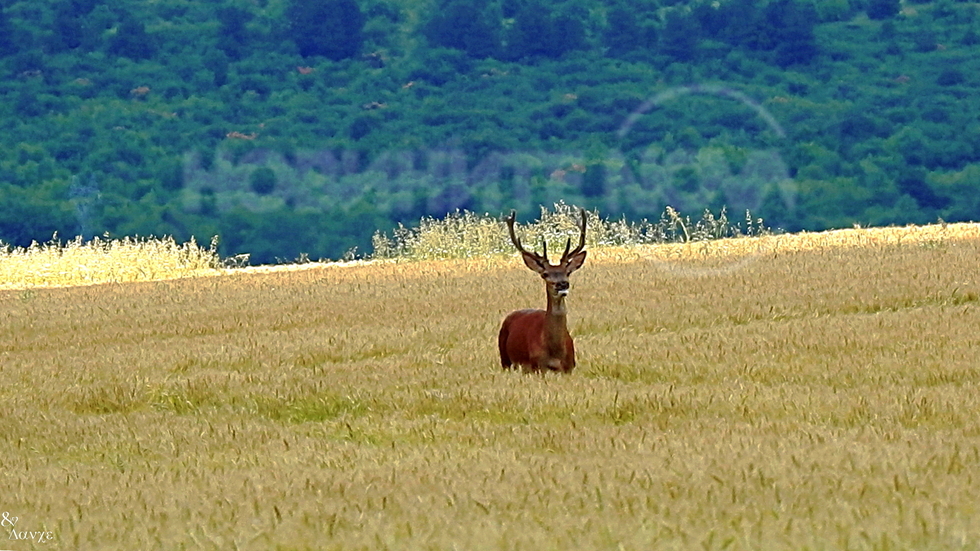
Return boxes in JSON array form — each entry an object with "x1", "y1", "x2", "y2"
[
  {"x1": 521, "y1": 252, "x2": 549, "y2": 274},
  {"x1": 564, "y1": 250, "x2": 587, "y2": 274}
]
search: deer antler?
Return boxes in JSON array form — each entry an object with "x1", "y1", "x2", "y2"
[
  {"x1": 560, "y1": 208, "x2": 587, "y2": 264},
  {"x1": 506, "y1": 210, "x2": 548, "y2": 263}
]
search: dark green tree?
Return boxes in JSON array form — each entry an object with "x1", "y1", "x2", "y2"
[
  {"x1": 896, "y1": 167, "x2": 949, "y2": 211},
  {"x1": 0, "y1": 7, "x2": 22, "y2": 56},
  {"x1": 913, "y1": 25, "x2": 938, "y2": 52},
  {"x1": 714, "y1": 0, "x2": 766, "y2": 50},
  {"x1": 49, "y1": 6, "x2": 84, "y2": 51},
  {"x1": 766, "y1": 0, "x2": 818, "y2": 66},
  {"x1": 867, "y1": 0, "x2": 900, "y2": 20},
  {"x1": 424, "y1": 0, "x2": 501, "y2": 58},
  {"x1": 202, "y1": 49, "x2": 230, "y2": 86},
  {"x1": 107, "y1": 15, "x2": 156, "y2": 59},
  {"x1": 217, "y1": 6, "x2": 252, "y2": 60},
  {"x1": 47, "y1": 0, "x2": 100, "y2": 51},
  {"x1": 551, "y1": 11, "x2": 586, "y2": 58},
  {"x1": 0, "y1": 185, "x2": 75, "y2": 247},
  {"x1": 961, "y1": 28, "x2": 979, "y2": 46},
  {"x1": 287, "y1": 0, "x2": 365, "y2": 60},
  {"x1": 659, "y1": 10, "x2": 700, "y2": 62},
  {"x1": 505, "y1": 1, "x2": 584, "y2": 60},
  {"x1": 506, "y1": 3, "x2": 555, "y2": 59},
  {"x1": 604, "y1": 6, "x2": 643, "y2": 57},
  {"x1": 249, "y1": 167, "x2": 277, "y2": 195},
  {"x1": 581, "y1": 164, "x2": 605, "y2": 198},
  {"x1": 937, "y1": 69, "x2": 965, "y2": 86},
  {"x1": 410, "y1": 47, "x2": 473, "y2": 85}
]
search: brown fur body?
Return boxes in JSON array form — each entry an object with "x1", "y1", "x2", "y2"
[{"x1": 498, "y1": 308, "x2": 576, "y2": 373}]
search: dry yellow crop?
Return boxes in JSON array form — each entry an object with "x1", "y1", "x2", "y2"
[
  {"x1": 0, "y1": 234, "x2": 221, "y2": 290},
  {"x1": 1, "y1": 220, "x2": 978, "y2": 550}
]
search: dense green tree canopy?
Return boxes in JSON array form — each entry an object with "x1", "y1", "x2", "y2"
[
  {"x1": 424, "y1": 0, "x2": 502, "y2": 58},
  {"x1": 287, "y1": 0, "x2": 366, "y2": 60},
  {"x1": 0, "y1": 0, "x2": 977, "y2": 263}
]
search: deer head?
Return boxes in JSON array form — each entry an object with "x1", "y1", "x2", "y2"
[{"x1": 505, "y1": 209, "x2": 587, "y2": 301}]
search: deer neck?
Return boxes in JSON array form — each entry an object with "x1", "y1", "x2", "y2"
[
  {"x1": 544, "y1": 290, "x2": 569, "y2": 347},
  {"x1": 546, "y1": 291, "x2": 568, "y2": 317}
]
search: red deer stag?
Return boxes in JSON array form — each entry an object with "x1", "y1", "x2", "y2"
[{"x1": 498, "y1": 209, "x2": 588, "y2": 373}]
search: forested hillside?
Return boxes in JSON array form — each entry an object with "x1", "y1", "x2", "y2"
[{"x1": 1, "y1": 0, "x2": 978, "y2": 263}]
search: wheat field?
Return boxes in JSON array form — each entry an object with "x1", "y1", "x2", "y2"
[{"x1": 1, "y1": 223, "x2": 979, "y2": 550}]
